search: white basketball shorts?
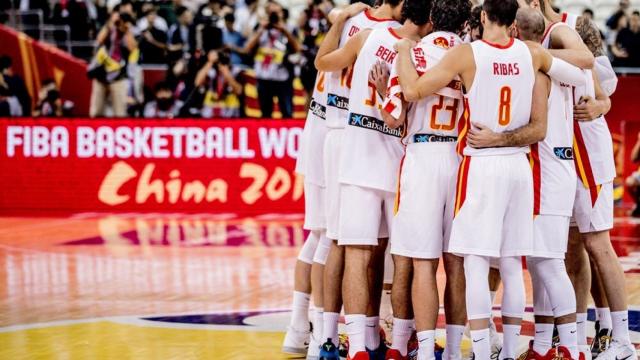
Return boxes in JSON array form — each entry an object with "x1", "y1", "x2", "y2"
[
  {"x1": 337, "y1": 184, "x2": 395, "y2": 246},
  {"x1": 571, "y1": 181, "x2": 614, "y2": 233},
  {"x1": 391, "y1": 142, "x2": 458, "y2": 259},
  {"x1": 448, "y1": 153, "x2": 534, "y2": 258},
  {"x1": 323, "y1": 129, "x2": 344, "y2": 240}
]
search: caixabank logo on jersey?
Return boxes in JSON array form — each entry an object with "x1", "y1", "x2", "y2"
[
  {"x1": 309, "y1": 98, "x2": 326, "y2": 120},
  {"x1": 554, "y1": 147, "x2": 574, "y2": 160},
  {"x1": 349, "y1": 112, "x2": 404, "y2": 138},
  {"x1": 327, "y1": 93, "x2": 349, "y2": 110}
]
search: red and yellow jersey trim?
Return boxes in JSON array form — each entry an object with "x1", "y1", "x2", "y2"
[
  {"x1": 454, "y1": 156, "x2": 471, "y2": 217},
  {"x1": 456, "y1": 98, "x2": 470, "y2": 157},
  {"x1": 529, "y1": 143, "x2": 542, "y2": 216},
  {"x1": 573, "y1": 122, "x2": 602, "y2": 206}
]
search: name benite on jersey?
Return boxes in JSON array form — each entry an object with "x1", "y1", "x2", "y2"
[{"x1": 349, "y1": 112, "x2": 404, "y2": 138}]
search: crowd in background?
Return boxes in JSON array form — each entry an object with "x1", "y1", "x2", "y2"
[{"x1": 0, "y1": 0, "x2": 639, "y2": 119}]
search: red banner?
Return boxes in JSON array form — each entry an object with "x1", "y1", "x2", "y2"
[
  {"x1": 0, "y1": 25, "x2": 92, "y2": 115},
  {"x1": 0, "y1": 118, "x2": 305, "y2": 215}
]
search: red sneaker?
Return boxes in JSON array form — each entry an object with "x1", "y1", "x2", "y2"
[
  {"x1": 556, "y1": 346, "x2": 585, "y2": 360},
  {"x1": 385, "y1": 348, "x2": 407, "y2": 360},
  {"x1": 516, "y1": 340, "x2": 556, "y2": 360},
  {"x1": 347, "y1": 351, "x2": 371, "y2": 360}
]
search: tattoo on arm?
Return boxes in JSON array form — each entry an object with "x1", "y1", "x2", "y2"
[{"x1": 576, "y1": 16, "x2": 605, "y2": 57}]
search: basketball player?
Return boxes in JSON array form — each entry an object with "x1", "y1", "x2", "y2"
[
  {"x1": 393, "y1": 0, "x2": 587, "y2": 358},
  {"x1": 314, "y1": 2, "x2": 403, "y2": 358},
  {"x1": 524, "y1": 2, "x2": 634, "y2": 359},
  {"x1": 379, "y1": 1, "x2": 471, "y2": 359},
  {"x1": 316, "y1": 0, "x2": 436, "y2": 358},
  {"x1": 282, "y1": 66, "x2": 335, "y2": 358}
]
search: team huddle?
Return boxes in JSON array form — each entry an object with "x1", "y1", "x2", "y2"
[{"x1": 282, "y1": 0, "x2": 635, "y2": 360}]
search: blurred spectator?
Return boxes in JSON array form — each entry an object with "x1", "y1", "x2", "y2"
[
  {"x1": 195, "y1": 50, "x2": 243, "y2": 118},
  {"x1": 235, "y1": 0, "x2": 260, "y2": 38},
  {"x1": 87, "y1": 10, "x2": 137, "y2": 117},
  {"x1": 13, "y1": 0, "x2": 51, "y2": 21},
  {"x1": 222, "y1": 13, "x2": 246, "y2": 68},
  {"x1": 137, "y1": 3, "x2": 168, "y2": 33},
  {"x1": 138, "y1": 7, "x2": 168, "y2": 64},
  {"x1": 0, "y1": 56, "x2": 31, "y2": 116},
  {"x1": 297, "y1": 0, "x2": 332, "y2": 94},
  {"x1": 613, "y1": 10, "x2": 640, "y2": 67},
  {"x1": 244, "y1": 2, "x2": 300, "y2": 118},
  {"x1": 626, "y1": 133, "x2": 640, "y2": 217},
  {"x1": 606, "y1": 11, "x2": 629, "y2": 57},
  {"x1": 143, "y1": 81, "x2": 183, "y2": 118},
  {"x1": 167, "y1": 6, "x2": 195, "y2": 63},
  {"x1": 34, "y1": 79, "x2": 74, "y2": 117},
  {"x1": 51, "y1": 0, "x2": 96, "y2": 41},
  {"x1": 583, "y1": 8, "x2": 594, "y2": 21},
  {"x1": 0, "y1": 74, "x2": 22, "y2": 116},
  {"x1": 607, "y1": 0, "x2": 631, "y2": 30}
]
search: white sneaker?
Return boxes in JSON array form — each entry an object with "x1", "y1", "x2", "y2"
[
  {"x1": 580, "y1": 345, "x2": 593, "y2": 360},
  {"x1": 489, "y1": 320, "x2": 502, "y2": 353},
  {"x1": 306, "y1": 333, "x2": 321, "y2": 360},
  {"x1": 593, "y1": 340, "x2": 636, "y2": 360},
  {"x1": 282, "y1": 325, "x2": 311, "y2": 355}
]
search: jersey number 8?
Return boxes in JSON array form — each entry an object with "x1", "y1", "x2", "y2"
[{"x1": 498, "y1": 86, "x2": 512, "y2": 126}]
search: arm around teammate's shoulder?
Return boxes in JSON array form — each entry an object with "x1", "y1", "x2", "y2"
[
  {"x1": 315, "y1": 29, "x2": 370, "y2": 72},
  {"x1": 548, "y1": 25, "x2": 595, "y2": 69},
  {"x1": 527, "y1": 41, "x2": 587, "y2": 87}
]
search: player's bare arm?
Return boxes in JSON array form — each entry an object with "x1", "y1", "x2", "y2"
[
  {"x1": 548, "y1": 25, "x2": 594, "y2": 69},
  {"x1": 315, "y1": 28, "x2": 371, "y2": 72},
  {"x1": 526, "y1": 41, "x2": 586, "y2": 87},
  {"x1": 380, "y1": 103, "x2": 406, "y2": 129},
  {"x1": 314, "y1": 3, "x2": 370, "y2": 71},
  {"x1": 575, "y1": 16, "x2": 606, "y2": 57},
  {"x1": 395, "y1": 40, "x2": 472, "y2": 102},
  {"x1": 574, "y1": 71, "x2": 611, "y2": 122},
  {"x1": 467, "y1": 71, "x2": 550, "y2": 148}
]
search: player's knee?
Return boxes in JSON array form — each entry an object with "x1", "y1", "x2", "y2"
[
  {"x1": 297, "y1": 231, "x2": 320, "y2": 264},
  {"x1": 312, "y1": 232, "x2": 332, "y2": 265}
]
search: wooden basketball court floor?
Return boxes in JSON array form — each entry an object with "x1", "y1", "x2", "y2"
[{"x1": 0, "y1": 213, "x2": 639, "y2": 359}]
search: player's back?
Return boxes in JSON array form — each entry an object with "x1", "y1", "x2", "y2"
[
  {"x1": 339, "y1": 27, "x2": 405, "y2": 193},
  {"x1": 325, "y1": 10, "x2": 399, "y2": 129},
  {"x1": 462, "y1": 38, "x2": 535, "y2": 156}
]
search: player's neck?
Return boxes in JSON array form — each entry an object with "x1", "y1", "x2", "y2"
[
  {"x1": 395, "y1": 21, "x2": 427, "y2": 41},
  {"x1": 482, "y1": 25, "x2": 512, "y2": 46},
  {"x1": 371, "y1": 4, "x2": 393, "y2": 20}
]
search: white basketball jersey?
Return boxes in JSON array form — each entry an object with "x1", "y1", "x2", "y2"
[
  {"x1": 339, "y1": 27, "x2": 405, "y2": 193},
  {"x1": 531, "y1": 80, "x2": 576, "y2": 216},
  {"x1": 385, "y1": 31, "x2": 464, "y2": 141},
  {"x1": 460, "y1": 38, "x2": 535, "y2": 156},
  {"x1": 541, "y1": 21, "x2": 571, "y2": 50},
  {"x1": 324, "y1": 10, "x2": 399, "y2": 129},
  {"x1": 296, "y1": 71, "x2": 329, "y2": 186},
  {"x1": 573, "y1": 70, "x2": 616, "y2": 187}
]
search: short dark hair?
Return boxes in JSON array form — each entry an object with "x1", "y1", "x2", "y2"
[
  {"x1": 175, "y1": 6, "x2": 189, "y2": 17},
  {"x1": 401, "y1": 0, "x2": 432, "y2": 25},
  {"x1": 431, "y1": 0, "x2": 471, "y2": 33},
  {"x1": 482, "y1": 0, "x2": 519, "y2": 27},
  {"x1": 583, "y1": 8, "x2": 594, "y2": 16},
  {"x1": 0, "y1": 56, "x2": 11, "y2": 71},
  {"x1": 383, "y1": 0, "x2": 403, "y2": 9},
  {"x1": 224, "y1": 13, "x2": 235, "y2": 22},
  {"x1": 155, "y1": 81, "x2": 172, "y2": 93},
  {"x1": 633, "y1": 10, "x2": 640, "y2": 16},
  {"x1": 468, "y1": 5, "x2": 483, "y2": 35}
]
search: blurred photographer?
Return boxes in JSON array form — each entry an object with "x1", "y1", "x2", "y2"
[
  {"x1": 137, "y1": 6, "x2": 168, "y2": 64},
  {"x1": 143, "y1": 82, "x2": 183, "y2": 118},
  {"x1": 0, "y1": 74, "x2": 22, "y2": 117},
  {"x1": 88, "y1": 8, "x2": 137, "y2": 117},
  {"x1": 244, "y1": 2, "x2": 300, "y2": 118},
  {"x1": 194, "y1": 49, "x2": 243, "y2": 118}
]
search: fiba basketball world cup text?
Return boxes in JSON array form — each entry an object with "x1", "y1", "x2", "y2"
[{"x1": 0, "y1": 120, "x2": 306, "y2": 213}]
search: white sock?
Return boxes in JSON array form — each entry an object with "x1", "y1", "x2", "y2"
[
  {"x1": 576, "y1": 313, "x2": 588, "y2": 346},
  {"x1": 365, "y1": 316, "x2": 380, "y2": 350},
  {"x1": 611, "y1": 310, "x2": 631, "y2": 344},
  {"x1": 345, "y1": 314, "x2": 367, "y2": 356},
  {"x1": 533, "y1": 323, "x2": 554, "y2": 355},
  {"x1": 596, "y1": 307, "x2": 613, "y2": 330},
  {"x1": 470, "y1": 329, "x2": 490, "y2": 359},
  {"x1": 417, "y1": 330, "x2": 435, "y2": 360},
  {"x1": 290, "y1": 291, "x2": 310, "y2": 330},
  {"x1": 323, "y1": 312, "x2": 340, "y2": 346},
  {"x1": 557, "y1": 322, "x2": 579, "y2": 359},
  {"x1": 490, "y1": 290, "x2": 497, "y2": 304},
  {"x1": 313, "y1": 308, "x2": 324, "y2": 341},
  {"x1": 391, "y1": 318, "x2": 414, "y2": 355},
  {"x1": 445, "y1": 324, "x2": 465, "y2": 356},
  {"x1": 501, "y1": 324, "x2": 521, "y2": 359}
]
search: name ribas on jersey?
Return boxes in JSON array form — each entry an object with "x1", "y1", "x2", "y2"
[
  {"x1": 349, "y1": 112, "x2": 404, "y2": 138},
  {"x1": 309, "y1": 98, "x2": 326, "y2": 120},
  {"x1": 493, "y1": 62, "x2": 521, "y2": 76}
]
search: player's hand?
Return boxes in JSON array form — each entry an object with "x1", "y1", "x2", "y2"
[
  {"x1": 467, "y1": 123, "x2": 502, "y2": 148},
  {"x1": 394, "y1": 39, "x2": 416, "y2": 52},
  {"x1": 369, "y1": 61, "x2": 389, "y2": 99},
  {"x1": 344, "y1": 2, "x2": 370, "y2": 18},
  {"x1": 574, "y1": 96, "x2": 601, "y2": 121}
]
